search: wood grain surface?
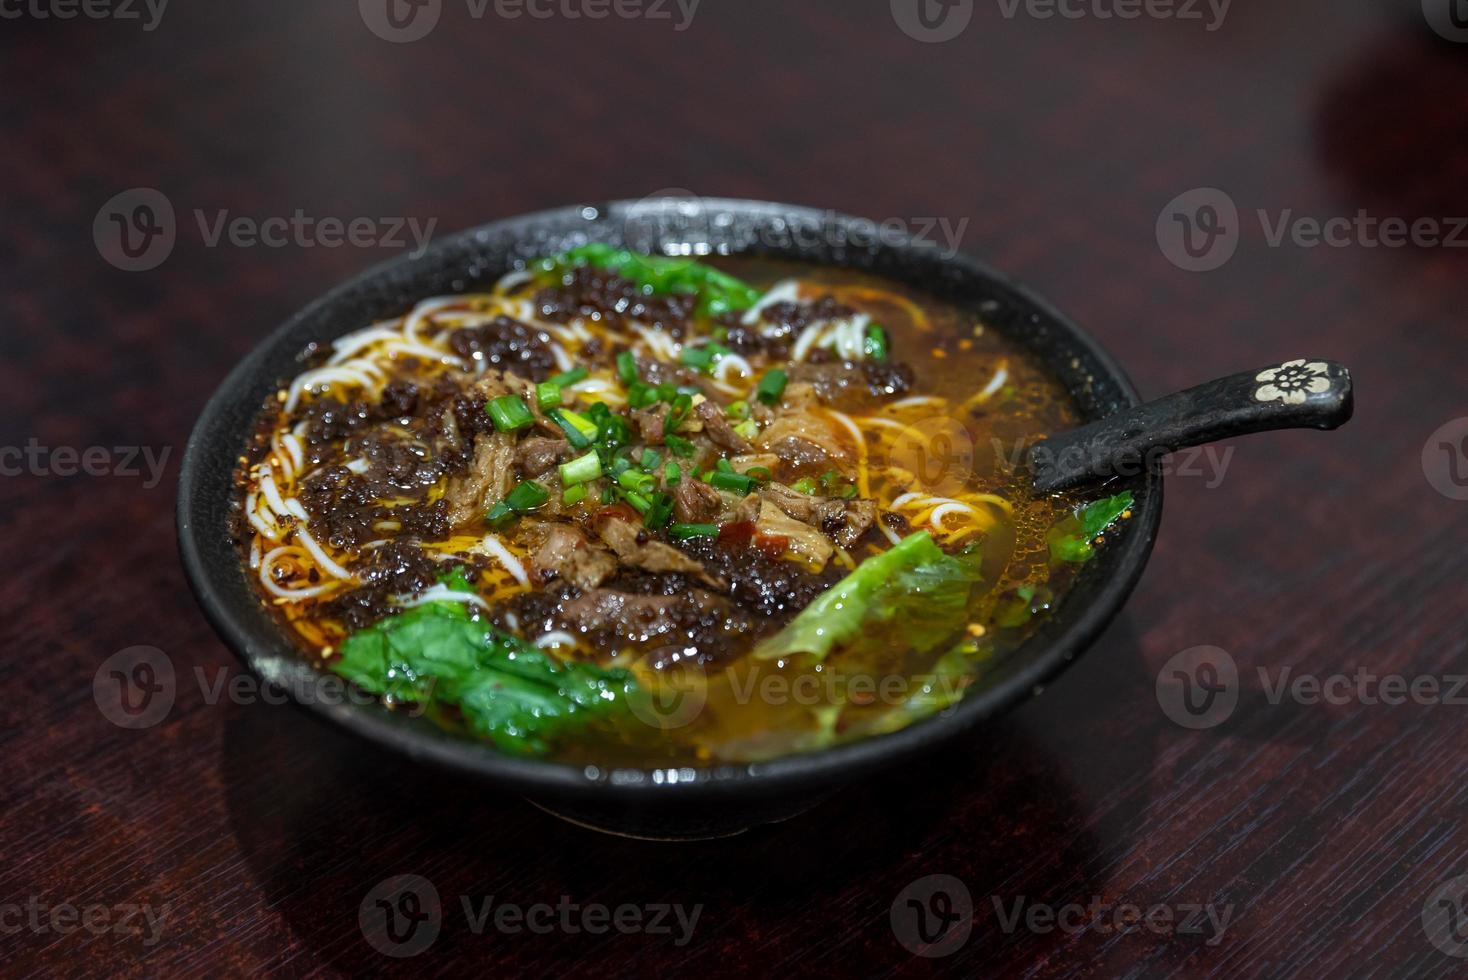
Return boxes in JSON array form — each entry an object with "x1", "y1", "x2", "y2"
[{"x1": 3, "y1": 0, "x2": 1467, "y2": 975}]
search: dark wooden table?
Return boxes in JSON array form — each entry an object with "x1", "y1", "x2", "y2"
[{"x1": 4, "y1": 0, "x2": 1467, "y2": 975}]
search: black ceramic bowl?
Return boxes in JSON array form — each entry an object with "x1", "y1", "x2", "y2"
[{"x1": 177, "y1": 199, "x2": 1162, "y2": 838}]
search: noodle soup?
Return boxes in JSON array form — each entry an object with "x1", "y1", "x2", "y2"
[{"x1": 236, "y1": 247, "x2": 1133, "y2": 766}]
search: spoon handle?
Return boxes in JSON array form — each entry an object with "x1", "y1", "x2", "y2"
[{"x1": 1028, "y1": 358, "x2": 1354, "y2": 493}]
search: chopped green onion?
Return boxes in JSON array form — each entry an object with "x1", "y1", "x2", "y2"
[
  {"x1": 619, "y1": 488, "x2": 651, "y2": 514},
  {"x1": 733, "y1": 419, "x2": 759, "y2": 440},
  {"x1": 486, "y1": 395, "x2": 534, "y2": 433},
  {"x1": 680, "y1": 343, "x2": 728, "y2": 374},
  {"x1": 715, "y1": 458, "x2": 735, "y2": 473},
  {"x1": 791, "y1": 477, "x2": 819, "y2": 495},
  {"x1": 665, "y1": 434, "x2": 695, "y2": 458},
  {"x1": 617, "y1": 469, "x2": 655, "y2": 494},
  {"x1": 488, "y1": 479, "x2": 550, "y2": 525},
  {"x1": 710, "y1": 470, "x2": 757, "y2": 494},
  {"x1": 756, "y1": 369, "x2": 788, "y2": 405},
  {"x1": 864, "y1": 324, "x2": 889, "y2": 361},
  {"x1": 640, "y1": 448, "x2": 661, "y2": 470},
  {"x1": 664, "y1": 462, "x2": 682, "y2": 485},
  {"x1": 617, "y1": 351, "x2": 640, "y2": 386},
  {"x1": 548, "y1": 366, "x2": 588, "y2": 388},
  {"x1": 726, "y1": 400, "x2": 749, "y2": 420},
  {"x1": 600, "y1": 486, "x2": 614, "y2": 504},
  {"x1": 664, "y1": 393, "x2": 694, "y2": 435},
  {"x1": 608, "y1": 455, "x2": 632, "y2": 478},
  {"x1": 627, "y1": 381, "x2": 657, "y2": 409},
  {"x1": 669, "y1": 523, "x2": 720, "y2": 541},
  {"x1": 561, "y1": 484, "x2": 588, "y2": 506},
  {"x1": 643, "y1": 492, "x2": 675, "y2": 531},
  {"x1": 745, "y1": 466, "x2": 773, "y2": 482},
  {"x1": 559, "y1": 451, "x2": 603, "y2": 486},
  {"x1": 536, "y1": 382, "x2": 563, "y2": 412},
  {"x1": 505, "y1": 479, "x2": 550, "y2": 511},
  {"x1": 839, "y1": 484, "x2": 858, "y2": 499},
  {"x1": 547, "y1": 408, "x2": 595, "y2": 449}
]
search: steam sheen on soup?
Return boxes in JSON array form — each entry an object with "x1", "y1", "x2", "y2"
[{"x1": 235, "y1": 247, "x2": 1132, "y2": 767}]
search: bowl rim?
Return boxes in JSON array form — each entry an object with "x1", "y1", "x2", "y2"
[{"x1": 177, "y1": 198, "x2": 1162, "y2": 800}]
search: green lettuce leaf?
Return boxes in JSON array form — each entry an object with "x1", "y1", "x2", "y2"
[
  {"x1": 1047, "y1": 490, "x2": 1134, "y2": 563},
  {"x1": 753, "y1": 531, "x2": 988, "y2": 664},
  {"x1": 333, "y1": 598, "x2": 638, "y2": 755}
]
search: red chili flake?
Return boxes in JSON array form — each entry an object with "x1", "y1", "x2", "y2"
[
  {"x1": 753, "y1": 534, "x2": 789, "y2": 559},
  {"x1": 718, "y1": 521, "x2": 756, "y2": 546}
]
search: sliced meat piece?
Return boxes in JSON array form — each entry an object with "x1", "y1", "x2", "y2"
[
  {"x1": 594, "y1": 514, "x2": 725, "y2": 588},
  {"x1": 760, "y1": 482, "x2": 836, "y2": 523},
  {"x1": 444, "y1": 432, "x2": 517, "y2": 530},
  {"x1": 829, "y1": 498, "x2": 877, "y2": 548},
  {"x1": 529, "y1": 523, "x2": 617, "y2": 591},
  {"x1": 756, "y1": 499, "x2": 834, "y2": 570},
  {"x1": 757, "y1": 412, "x2": 850, "y2": 465},
  {"x1": 694, "y1": 400, "x2": 751, "y2": 453},
  {"x1": 630, "y1": 403, "x2": 670, "y2": 445},
  {"x1": 769, "y1": 435, "x2": 833, "y2": 477},
  {"x1": 672, "y1": 477, "x2": 722, "y2": 524},
  {"x1": 515, "y1": 436, "x2": 566, "y2": 478}
]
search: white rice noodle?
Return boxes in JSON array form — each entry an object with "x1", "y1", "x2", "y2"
[
  {"x1": 328, "y1": 326, "x2": 404, "y2": 365},
  {"x1": 377, "y1": 338, "x2": 468, "y2": 368},
  {"x1": 472, "y1": 533, "x2": 530, "y2": 587},
  {"x1": 293, "y1": 526, "x2": 356, "y2": 582},
  {"x1": 631, "y1": 323, "x2": 681, "y2": 362},
  {"x1": 284, "y1": 363, "x2": 384, "y2": 412},
  {"x1": 281, "y1": 433, "x2": 304, "y2": 473},
  {"x1": 495, "y1": 268, "x2": 533, "y2": 292},
  {"x1": 886, "y1": 395, "x2": 946, "y2": 412},
  {"x1": 712, "y1": 352, "x2": 752, "y2": 385},
  {"x1": 743, "y1": 279, "x2": 801, "y2": 329},
  {"x1": 283, "y1": 498, "x2": 309, "y2": 522},
  {"x1": 877, "y1": 521, "x2": 904, "y2": 547},
  {"x1": 258, "y1": 466, "x2": 288, "y2": 517},
  {"x1": 927, "y1": 501, "x2": 977, "y2": 529},
  {"x1": 972, "y1": 362, "x2": 1009, "y2": 405},
  {"x1": 548, "y1": 340, "x2": 573, "y2": 372},
  {"x1": 399, "y1": 585, "x2": 489, "y2": 610},
  {"x1": 791, "y1": 313, "x2": 873, "y2": 362},
  {"x1": 259, "y1": 546, "x2": 338, "y2": 600},
  {"x1": 248, "y1": 537, "x2": 262, "y2": 570},
  {"x1": 533, "y1": 631, "x2": 579, "y2": 650},
  {"x1": 403, "y1": 296, "x2": 467, "y2": 348},
  {"x1": 344, "y1": 457, "x2": 370, "y2": 475}
]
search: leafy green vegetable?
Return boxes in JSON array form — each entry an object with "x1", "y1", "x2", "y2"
[
  {"x1": 332, "y1": 598, "x2": 638, "y2": 755},
  {"x1": 754, "y1": 532, "x2": 988, "y2": 664},
  {"x1": 533, "y1": 243, "x2": 763, "y2": 318},
  {"x1": 1047, "y1": 491, "x2": 1134, "y2": 563}
]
